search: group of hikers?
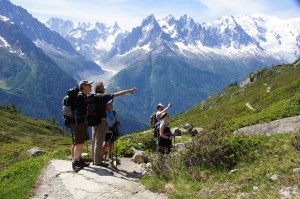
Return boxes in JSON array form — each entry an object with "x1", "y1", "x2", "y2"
[{"x1": 68, "y1": 80, "x2": 174, "y2": 172}]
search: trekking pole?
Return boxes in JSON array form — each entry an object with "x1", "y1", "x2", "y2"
[{"x1": 115, "y1": 140, "x2": 118, "y2": 169}]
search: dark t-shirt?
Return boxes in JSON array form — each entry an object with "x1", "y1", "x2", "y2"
[{"x1": 95, "y1": 93, "x2": 114, "y2": 118}]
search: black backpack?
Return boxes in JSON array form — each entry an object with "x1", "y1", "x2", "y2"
[
  {"x1": 62, "y1": 87, "x2": 79, "y2": 128},
  {"x1": 87, "y1": 94, "x2": 101, "y2": 126}
]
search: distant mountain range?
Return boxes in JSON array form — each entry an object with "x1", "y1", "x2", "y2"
[
  {"x1": 1, "y1": 0, "x2": 299, "y2": 133},
  {"x1": 47, "y1": 13, "x2": 299, "y2": 66}
]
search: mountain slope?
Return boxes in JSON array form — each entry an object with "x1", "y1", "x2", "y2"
[
  {"x1": 171, "y1": 59, "x2": 300, "y2": 130},
  {"x1": 0, "y1": 0, "x2": 103, "y2": 80},
  {"x1": 0, "y1": 15, "x2": 77, "y2": 123}
]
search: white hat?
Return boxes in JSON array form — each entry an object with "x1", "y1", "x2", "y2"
[
  {"x1": 157, "y1": 103, "x2": 164, "y2": 109},
  {"x1": 79, "y1": 80, "x2": 93, "y2": 90}
]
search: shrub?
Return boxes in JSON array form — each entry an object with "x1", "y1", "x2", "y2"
[
  {"x1": 116, "y1": 131, "x2": 157, "y2": 157},
  {"x1": 183, "y1": 128, "x2": 261, "y2": 170},
  {"x1": 292, "y1": 131, "x2": 300, "y2": 151},
  {"x1": 114, "y1": 139, "x2": 141, "y2": 157}
]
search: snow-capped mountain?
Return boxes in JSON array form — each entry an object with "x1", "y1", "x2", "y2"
[
  {"x1": 235, "y1": 13, "x2": 300, "y2": 62},
  {"x1": 46, "y1": 17, "x2": 128, "y2": 61},
  {"x1": 0, "y1": 0, "x2": 104, "y2": 81},
  {"x1": 109, "y1": 13, "x2": 299, "y2": 64}
]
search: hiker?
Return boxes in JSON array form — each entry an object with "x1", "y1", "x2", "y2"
[
  {"x1": 100, "y1": 99, "x2": 119, "y2": 167},
  {"x1": 158, "y1": 112, "x2": 174, "y2": 154},
  {"x1": 156, "y1": 103, "x2": 172, "y2": 121},
  {"x1": 92, "y1": 82, "x2": 137, "y2": 167},
  {"x1": 71, "y1": 80, "x2": 93, "y2": 171}
]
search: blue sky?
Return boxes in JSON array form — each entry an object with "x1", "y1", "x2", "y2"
[{"x1": 10, "y1": 0, "x2": 300, "y2": 30}]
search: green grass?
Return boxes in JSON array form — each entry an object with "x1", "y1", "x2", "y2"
[
  {"x1": 0, "y1": 105, "x2": 72, "y2": 199},
  {"x1": 0, "y1": 149, "x2": 69, "y2": 199},
  {"x1": 141, "y1": 133, "x2": 300, "y2": 199}
]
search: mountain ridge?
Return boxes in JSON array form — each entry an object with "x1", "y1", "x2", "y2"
[
  {"x1": 0, "y1": 14, "x2": 77, "y2": 123},
  {"x1": 0, "y1": 0, "x2": 104, "y2": 81}
]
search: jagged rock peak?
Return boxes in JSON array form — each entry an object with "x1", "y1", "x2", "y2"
[{"x1": 141, "y1": 14, "x2": 159, "y2": 26}]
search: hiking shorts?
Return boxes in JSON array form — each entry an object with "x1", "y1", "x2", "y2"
[
  {"x1": 71, "y1": 122, "x2": 88, "y2": 144},
  {"x1": 104, "y1": 132, "x2": 117, "y2": 142}
]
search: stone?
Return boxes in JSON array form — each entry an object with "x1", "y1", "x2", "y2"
[
  {"x1": 229, "y1": 169, "x2": 238, "y2": 174},
  {"x1": 171, "y1": 127, "x2": 181, "y2": 136},
  {"x1": 270, "y1": 174, "x2": 279, "y2": 181},
  {"x1": 182, "y1": 123, "x2": 194, "y2": 131},
  {"x1": 292, "y1": 168, "x2": 300, "y2": 173},
  {"x1": 132, "y1": 150, "x2": 148, "y2": 164},
  {"x1": 178, "y1": 127, "x2": 188, "y2": 135},
  {"x1": 280, "y1": 187, "x2": 299, "y2": 198},
  {"x1": 27, "y1": 147, "x2": 46, "y2": 157},
  {"x1": 174, "y1": 143, "x2": 185, "y2": 151}
]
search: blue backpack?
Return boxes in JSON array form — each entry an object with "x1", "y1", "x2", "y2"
[{"x1": 153, "y1": 121, "x2": 161, "y2": 138}]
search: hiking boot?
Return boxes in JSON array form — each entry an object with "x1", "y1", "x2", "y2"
[
  {"x1": 95, "y1": 162, "x2": 109, "y2": 167},
  {"x1": 72, "y1": 160, "x2": 83, "y2": 172},
  {"x1": 79, "y1": 158, "x2": 90, "y2": 167}
]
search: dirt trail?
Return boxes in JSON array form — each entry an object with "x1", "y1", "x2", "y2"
[{"x1": 30, "y1": 159, "x2": 167, "y2": 199}]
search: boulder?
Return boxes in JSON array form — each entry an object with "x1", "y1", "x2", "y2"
[
  {"x1": 27, "y1": 147, "x2": 46, "y2": 157},
  {"x1": 191, "y1": 127, "x2": 204, "y2": 136},
  {"x1": 182, "y1": 123, "x2": 194, "y2": 131},
  {"x1": 171, "y1": 127, "x2": 181, "y2": 136},
  {"x1": 132, "y1": 150, "x2": 149, "y2": 164},
  {"x1": 178, "y1": 127, "x2": 189, "y2": 135}
]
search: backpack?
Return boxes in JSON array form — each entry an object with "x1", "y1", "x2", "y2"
[
  {"x1": 153, "y1": 121, "x2": 161, "y2": 138},
  {"x1": 150, "y1": 112, "x2": 158, "y2": 128},
  {"x1": 87, "y1": 94, "x2": 101, "y2": 126},
  {"x1": 62, "y1": 87, "x2": 80, "y2": 128}
]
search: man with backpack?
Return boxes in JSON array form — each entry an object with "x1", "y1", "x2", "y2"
[
  {"x1": 92, "y1": 82, "x2": 137, "y2": 167},
  {"x1": 70, "y1": 80, "x2": 93, "y2": 172}
]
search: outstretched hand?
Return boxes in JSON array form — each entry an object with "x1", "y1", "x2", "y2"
[{"x1": 129, "y1": 87, "x2": 137, "y2": 94}]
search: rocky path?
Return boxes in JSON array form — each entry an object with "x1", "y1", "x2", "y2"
[{"x1": 30, "y1": 159, "x2": 167, "y2": 199}]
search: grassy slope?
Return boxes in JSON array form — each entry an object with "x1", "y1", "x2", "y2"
[
  {"x1": 0, "y1": 106, "x2": 71, "y2": 199},
  {"x1": 171, "y1": 60, "x2": 300, "y2": 130}
]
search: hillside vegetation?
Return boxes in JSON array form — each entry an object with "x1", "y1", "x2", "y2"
[
  {"x1": 171, "y1": 59, "x2": 300, "y2": 130},
  {"x1": 131, "y1": 59, "x2": 300, "y2": 198},
  {"x1": 0, "y1": 105, "x2": 71, "y2": 199}
]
